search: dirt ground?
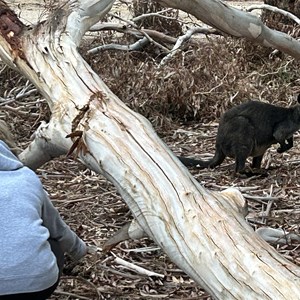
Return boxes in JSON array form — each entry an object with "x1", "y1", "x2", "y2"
[
  {"x1": 1, "y1": 1, "x2": 300, "y2": 300},
  {"x1": 10, "y1": 1, "x2": 263, "y2": 25}
]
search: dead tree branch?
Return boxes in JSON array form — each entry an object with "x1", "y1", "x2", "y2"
[
  {"x1": 156, "y1": 0, "x2": 300, "y2": 59},
  {"x1": 246, "y1": 4, "x2": 300, "y2": 25}
]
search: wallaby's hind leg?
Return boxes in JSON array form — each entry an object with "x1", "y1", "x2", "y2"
[
  {"x1": 234, "y1": 145, "x2": 252, "y2": 174},
  {"x1": 251, "y1": 155, "x2": 269, "y2": 177},
  {"x1": 208, "y1": 145, "x2": 226, "y2": 169},
  {"x1": 252, "y1": 155, "x2": 263, "y2": 169},
  {"x1": 234, "y1": 154, "x2": 247, "y2": 174}
]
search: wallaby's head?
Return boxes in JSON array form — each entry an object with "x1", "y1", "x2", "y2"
[{"x1": 0, "y1": 120, "x2": 20, "y2": 156}]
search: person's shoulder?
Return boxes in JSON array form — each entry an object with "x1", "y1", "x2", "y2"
[{"x1": 19, "y1": 166, "x2": 46, "y2": 198}]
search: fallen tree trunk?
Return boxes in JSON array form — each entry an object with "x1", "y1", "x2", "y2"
[
  {"x1": 156, "y1": 0, "x2": 300, "y2": 59},
  {"x1": 0, "y1": 0, "x2": 299, "y2": 299}
]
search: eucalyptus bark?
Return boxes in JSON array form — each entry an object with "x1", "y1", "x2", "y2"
[
  {"x1": 0, "y1": 1, "x2": 300, "y2": 299},
  {"x1": 156, "y1": 0, "x2": 300, "y2": 59}
]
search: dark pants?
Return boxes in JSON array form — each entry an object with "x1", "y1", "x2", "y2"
[{"x1": 0, "y1": 239, "x2": 64, "y2": 300}]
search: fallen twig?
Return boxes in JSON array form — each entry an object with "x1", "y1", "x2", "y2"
[
  {"x1": 256, "y1": 227, "x2": 300, "y2": 244},
  {"x1": 112, "y1": 253, "x2": 165, "y2": 278},
  {"x1": 54, "y1": 290, "x2": 93, "y2": 300},
  {"x1": 88, "y1": 37, "x2": 149, "y2": 54},
  {"x1": 242, "y1": 194, "x2": 279, "y2": 203}
]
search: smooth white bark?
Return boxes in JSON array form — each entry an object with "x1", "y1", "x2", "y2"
[{"x1": 156, "y1": 0, "x2": 300, "y2": 59}]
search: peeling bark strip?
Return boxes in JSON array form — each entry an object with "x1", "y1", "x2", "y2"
[
  {"x1": 156, "y1": 0, "x2": 300, "y2": 59},
  {"x1": 0, "y1": 1, "x2": 300, "y2": 299}
]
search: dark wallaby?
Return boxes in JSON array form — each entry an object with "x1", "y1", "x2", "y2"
[{"x1": 179, "y1": 97, "x2": 300, "y2": 174}]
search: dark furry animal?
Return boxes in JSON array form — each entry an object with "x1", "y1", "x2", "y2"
[{"x1": 179, "y1": 99, "x2": 300, "y2": 174}]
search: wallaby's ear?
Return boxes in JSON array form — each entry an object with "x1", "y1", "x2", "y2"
[{"x1": 297, "y1": 94, "x2": 300, "y2": 104}]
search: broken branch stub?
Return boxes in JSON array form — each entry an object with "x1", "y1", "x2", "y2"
[
  {"x1": 0, "y1": 2, "x2": 26, "y2": 65},
  {"x1": 0, "y1": 0, "x2": 299, "y2": 299}
]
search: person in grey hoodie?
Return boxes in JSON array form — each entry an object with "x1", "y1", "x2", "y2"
[{"x1": 0, "y1": 123, "x2": 88, "y2": 299}]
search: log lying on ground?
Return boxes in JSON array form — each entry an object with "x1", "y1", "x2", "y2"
[
  {"x1": 0, "y1": 0, "x2": 299, "y2": 299},
  {"x1": 156, "y1": 0, "x2": 300, "y2": 59}
]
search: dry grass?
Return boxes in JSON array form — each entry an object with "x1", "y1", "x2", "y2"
[
  {"x1": 0, "y1": 2, "x2": 300, "y2": 298},
  {"x1": 86, "y1": 35, "x2": 300, "y2": 128}
]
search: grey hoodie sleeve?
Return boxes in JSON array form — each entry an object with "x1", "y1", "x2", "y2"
[{"x1": 41, "y1": 190, "x2": 87, "y2": 261}]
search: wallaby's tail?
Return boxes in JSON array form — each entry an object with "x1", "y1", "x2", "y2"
[
  {"x1": 177, "y1": 156, "x2": 210, "y2": 168},
  {"x1": 178, "y1": 148, "x2": 225, "y2": 169}
]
